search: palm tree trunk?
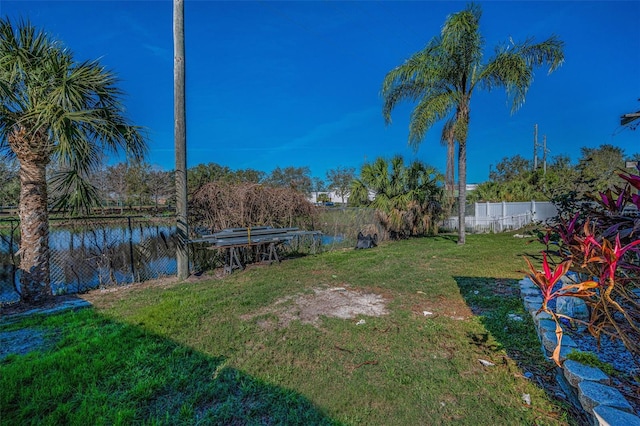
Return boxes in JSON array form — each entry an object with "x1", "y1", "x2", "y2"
[
  {"x1": 446, "y1": 139, "x2": 455, "y2": 196},
  {"x1": 17, "y1": 159, "x2": 52, "y2": 302},
  {"x1": 457, "y1": 141, "x2": 467, "y2": 245}
]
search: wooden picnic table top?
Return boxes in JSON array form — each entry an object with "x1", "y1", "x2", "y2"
[{"x1": 189, "y1": 227, "x2": 321, "y2": 247}]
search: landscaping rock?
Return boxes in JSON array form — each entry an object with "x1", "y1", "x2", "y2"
[
  {"x1": 519, "y1": 278, "x2": 535, "y2": 288},
  {"x1": 520, "y1": 287, "x2": 541, "y2": 297},
  {"x1": 593, "y1": 405, "x2": 640, "y2": 426},
  {"x1": 578, "y1": 381, "x2": 633, "y2": 414},
  {"x1": 558, "y1": 345, "x2": 577, "y2": 363},
  {"x1": 524, "y1": 296, "x2": 543, "y2": 312},
  {"x1": 532, "y1": 310, "x2": 553, "y2": 326},
  {"x1": 538, "y1": 319, "x2": 559, "y2": 334},
  {"x1": 542, "y1": 330, "x2": 577, "y2": 353},
  {"x1": 563, "y1": 360, "x2": 610, "y2": 388},
  {"x1": 556, "y1": 295, "x2": 589, "y2": 328}
]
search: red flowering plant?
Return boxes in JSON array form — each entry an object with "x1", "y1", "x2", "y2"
[{"x1": 526, "y1": 166, "x2": 640, "y2": 365}]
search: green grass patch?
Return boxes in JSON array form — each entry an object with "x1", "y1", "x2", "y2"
[{"x1": 1, "y1": 232, "x2": 577, "y2": 425}]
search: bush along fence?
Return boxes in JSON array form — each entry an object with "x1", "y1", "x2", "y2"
[
  {"x1": 441, "y1": 201, "x2": 558, "y2": 233},
  {"x1": 0, "y1": 216, "x2": 177, "y2": 304}
]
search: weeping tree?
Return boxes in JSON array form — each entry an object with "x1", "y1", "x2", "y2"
[
  {"x1": 381, "y1": 3, "x2": 564, "y2": 244},
  {"x1": 0, "y1": 18, "x2": 146, "y2": 303},
  {"x1": 350, "y1": 156, "x2": 444, "y2": 239}
]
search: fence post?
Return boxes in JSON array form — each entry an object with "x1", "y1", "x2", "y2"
[
  {"x1": 502, "y1": 201, "x2": 507, "y2": 232},
  {"x1": 531, "y1": 200, "x2": 536, "y2": 221},
  {"x1": 9, "y1": 219, "x2": 19, "y2": 295},
  {"x1": 128, "y1": 216, "x2": 135, "y2": 281},
  {"x1": 474, "y1": 202, "x2": 479, "y2": 231}
]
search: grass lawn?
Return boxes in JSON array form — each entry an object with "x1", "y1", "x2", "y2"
[{"x1": 0, "y1": 232, "x2": 579, "y2": 425}]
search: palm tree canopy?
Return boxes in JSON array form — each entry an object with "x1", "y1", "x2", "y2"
[
  {"x1": 381, "y1": 2, "x2": 564, "y2": 148},
  {"x1": 350, "y1": 156, "x2": 444, "y2": 238},
  {"x1": 350, "y1": 156, "x2": 443, "y2": 209},
  {"x1": 0, "y1": 17, "x2": 147, "y2": 210}
]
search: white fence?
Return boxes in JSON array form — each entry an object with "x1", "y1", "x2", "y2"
[{"x1": 442, "y1": 201, "x2": 558, "y2": 233}]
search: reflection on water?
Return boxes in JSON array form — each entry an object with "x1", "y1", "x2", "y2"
[
  {"x1": 322, "y1": 234, "x2": 345, "y2": 246},
  {"x1": 1, "y1": 219, "x2": 338, "y2": 304},
  {"x1": 0, "y1": 220, "x2": 177, "y2": 303}
]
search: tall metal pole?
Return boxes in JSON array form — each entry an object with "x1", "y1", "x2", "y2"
[
  {"x1": 543, "y1": 134, "x2": 547, "y2": 175},
  {"x1": 174, "y1": 0, "x2": 189, "y2": 280},
  {"x1": 533, "y1": 124, "x2": 538, "y2": 170}
]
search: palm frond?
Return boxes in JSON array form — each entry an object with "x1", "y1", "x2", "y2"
[
  {"x1": 480, "y1": 35, "x2": 564, "y2": 113},
  {"x1": 440, "y1": 4, "x2": 484, "y2": 79},
  {"x1": 348, "y1": 179, "x2": 370, "y2": 206},
  {"x1": 381, "y1": 39, "x2": 449, "y2": 124},
  {"x1": 519, "y1": 35, "x2": 565, "y2": 73},
  {"x1": 49, "y1": 168, "x2": 101, "y2": 215},
  {"x1": 408, "y1": 92, "x2": 455, "y2": 149}
]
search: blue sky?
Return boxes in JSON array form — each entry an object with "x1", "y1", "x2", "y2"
[{"x1": 2, "y1": 1, "x2": 639, "y2": 184}]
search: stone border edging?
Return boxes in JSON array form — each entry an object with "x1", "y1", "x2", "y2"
[{"x1": 519, "y1": 277, "x2": 640, "y2": 426}]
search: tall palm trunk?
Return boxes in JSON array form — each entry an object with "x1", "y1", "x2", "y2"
[
  {"x1": 457, "y1": 141, "x2": 466, "y2": 245},
  {"x1": 9, "y1": 127, "x2": 52, "y2": 302},
  {"x1": 456, "y1": 107, "x2": 469, "y2": 245},
  {"x1": 446, "y1": 140, "x2": 455, "y2": 196}
]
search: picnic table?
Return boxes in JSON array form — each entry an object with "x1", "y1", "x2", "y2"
[{"x1": 190, "y1": 226, "x2": 322, "y2": 274}]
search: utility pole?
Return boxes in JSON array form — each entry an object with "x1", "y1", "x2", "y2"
[
  {"x1": 174, "y1": 0, "x2": 189, "y2": 280},
  {"x1": 543, "y1": 135, "x2": 548, "y2": 175},
  {"x1": 533, "y1": 124, "x2": 538, "y2": 170}
]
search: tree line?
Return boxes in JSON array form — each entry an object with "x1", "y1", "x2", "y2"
[
  {"x1": 467, "y1": 144, "x2": 640, "y2": 203},
  {"x1": 0, "y1": 159, "x2": 358, "y2": 213},
  {"x1": 3, "y1": 143, "x2": 637, "y2": 218}
]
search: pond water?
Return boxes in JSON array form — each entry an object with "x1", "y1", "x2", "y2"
[
  {"x1": 322, "y1": 234, "x2": 345, "y2": 246},
  {"x1": 1, "y1": 225, "x2": 340, "y2": 304},
  {"x1": 0, "y1": 223, "x2": 177, "y2": 304}
]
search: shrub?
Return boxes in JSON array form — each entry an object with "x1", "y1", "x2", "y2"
[
  {"x1": 349, "y1": 156, "x2": 444, "y2": 239},
  {"x1": 524, "y1": 166, "x2": 640, "y2": 364},
  {"x1": 189, "y1": 182, "x2": 317, "y2": 232}
]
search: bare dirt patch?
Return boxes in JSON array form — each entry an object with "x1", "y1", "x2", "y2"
[{"x1": 241, "y1": 285, "x2": 389, "y2": 328}]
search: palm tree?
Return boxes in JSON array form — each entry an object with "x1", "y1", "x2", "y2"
[
  {"x1": 381, "y1": 3, "x2": 564, "y2": 244},
  {"x1": 0, "y1": 18, "x2": 146, "y2": 303},
  {"x1": 350, "y1": 156, "x2": 444, "y2": 238}
]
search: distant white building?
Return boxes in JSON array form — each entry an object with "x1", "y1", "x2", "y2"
[
  {"x1": 308, "y1": 190, "x2": 345, "y2": 205},
  {"x1": 308, "y1": 189, "x2": 375, "y2": 205}
]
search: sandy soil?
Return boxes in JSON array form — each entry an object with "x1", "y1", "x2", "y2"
[{"x1": 240, "y1": 286, "x2": 389, "y2": 329}]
